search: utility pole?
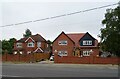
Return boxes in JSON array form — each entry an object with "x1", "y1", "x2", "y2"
[{"x1": 118, "y1": 1, "x2": 120, "y2": 7}]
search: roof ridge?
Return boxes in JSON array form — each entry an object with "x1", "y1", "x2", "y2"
[
  {"x1": 66, "y1": 33, "x2": 86, "y2": 35},
  {"x1": 17, "y1": 33, "x2": 46, "y2": 42}
]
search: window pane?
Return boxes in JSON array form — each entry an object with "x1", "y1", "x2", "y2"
[
  {"x1": 27, "y1": 42, "x2": 34, "y2": 47},
  {"x1": 16, "y1": 43, "x2": 22, "y2": 48},
  {"x1": 37, "y1": 42, "x2": 41, "y2": 47},
  {"x1": 83, "y1": 40, "x2": 92, "y2": 45},
  {"x1": 58, "y1": 51, "x2": 67, "y2": 56},
  {"x1": 83, "y1": 51, "x2": 90, "y2": 56},
  {"x1": 58, "y1": 40, "x2": 67, "y2": 45}
]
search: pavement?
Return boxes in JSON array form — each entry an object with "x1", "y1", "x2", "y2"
[{"x1": 2, "y1": 60, "x2": 119, "y2": 69}]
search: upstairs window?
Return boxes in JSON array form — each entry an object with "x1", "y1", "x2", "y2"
[
  {"x1": 83, "y1": 40, "x2": 92, "y2": 45},
  {"x1": 37, "y1": 42, "x2": 41, "y2": 47},
  {"x1": 58, "y1": 51, "x2": 68, "y2": 56},
  {"x1": 27, "y1": 42, "x2": 34, "y2": 47},
  {"x1": 16, "y1": 43, "x2": 22, "y2": 48},
  {"x1": 58, "y1": 40, "x2": 67, "y2": 45}
]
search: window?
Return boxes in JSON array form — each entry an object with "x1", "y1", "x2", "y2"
[
  {"x1": 58, "y1": 51, "x2": 68, "y2": 56},
  {"x1": 14, "y1": 51, "x2": 17, "y2": 54},
  {"x1": 19, "y1": 51, "x2": 23, "y2": 54},
  {"x1": 37, "y1": 42, "x2": 41, "y2": 47},
  {"x1": 83, "y1": 40, "x2": 92, "y2": 45},
  {"x1": 83, "y1": 51, "x2": 90, "y2": 56},
  {"x1": 58, "y1": 40, "x2": 67, "y2": 45},
  {"x1": 27, "y1": 42, "x2": 34, "y2": 47},
  {"x1": 47, "y1": 44, "x2": 48, "y2": 47},
  {"x1": 83, "y1": 41, "x2": 87, "y2": 45},
  {"x1": 27, "y1": 51, "x2": 31, "y2": 54},
  {"x1": 16, "y1": 43, "x2": 22, "y2": 48}
]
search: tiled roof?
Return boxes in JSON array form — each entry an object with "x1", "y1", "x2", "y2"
[
  {"x1": 67, "y1": 33, "x2": 85, "y2": 47},
  {"x1": 53, "y1": 31, "x2": 75, "y2": 44},
  {"x1": 17, "y1": 34, "x2": 46, "y2": 42}
]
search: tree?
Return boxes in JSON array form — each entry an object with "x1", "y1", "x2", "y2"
[
  {"x1": 100, "y1": 5, "x2": 120, "y2": 57},
  {"x1": 2, "y1": 38, "x2": 16, "y2": 54},
  {"x1": 9, "y1": 38, "x2": 16, "y2": 48},
  {"x1": 2, "y1": 40, "x2": 11, "y2": 54},
  {"x1": 46, "y1": 40, "x2": 52, "y2": 55},
  {"x1": 8, "y1": 38, "x2": 16, "y2": 54},
  {"x1": 23, "y1": 29, "x2": 32, "y2": 37}
]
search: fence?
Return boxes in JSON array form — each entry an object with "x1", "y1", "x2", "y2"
[
  {"x1": 54, "y1": 55, "x2": 120, "y2": 64},
  {"x1": 2, "y1": 53, "x2": 50, "y2": 63}
]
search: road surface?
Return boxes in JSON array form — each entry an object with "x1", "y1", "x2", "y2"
[{"x1": 2, "y1": 63, "x2": 119, "y2": 77}]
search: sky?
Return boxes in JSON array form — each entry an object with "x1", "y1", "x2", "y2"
[{"x1": 0, "y1": 0, "x2": 119, "y2": 42}]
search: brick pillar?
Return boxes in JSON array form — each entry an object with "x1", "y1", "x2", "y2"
[
  {"x1": 90, "y1": 54, "x2": 94, "y2": 64},
  {"x1": 54, "y1": 53, "x2": 58, "y2": 63},
  {"x1": 5, "y1": 52, "x2": 7, "y2": 61}
]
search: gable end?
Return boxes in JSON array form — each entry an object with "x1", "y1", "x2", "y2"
[{"x1": 53, "y1": 31, "x2": 75, "y2": 44}]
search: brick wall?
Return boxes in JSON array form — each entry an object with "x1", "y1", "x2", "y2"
[
  {"x1": 54, "y1": 54, "x2": 120, "y2": 64},
  {"x1": 94, "y1": 57, "x2": 120, "y2": 64},
  {"x1": 52, "y1": 33, "x2": 74, "y2": 56}
]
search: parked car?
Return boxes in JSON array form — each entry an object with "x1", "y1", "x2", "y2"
[{"x1": 50, "y1": 54, "x2": 54, "y2": 61}]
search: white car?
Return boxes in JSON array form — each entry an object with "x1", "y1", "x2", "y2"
[{"x1": 50, "y1": 55, "x2": 54, "y2": 61}]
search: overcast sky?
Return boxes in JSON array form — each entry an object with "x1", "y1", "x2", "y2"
[{"x1": 0, "y1": 0, "x2": 119, "y2": 42}]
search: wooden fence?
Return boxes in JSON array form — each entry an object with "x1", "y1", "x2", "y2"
[{"x1": 2, "y1": 53, "x2": 50, "y2": 63}]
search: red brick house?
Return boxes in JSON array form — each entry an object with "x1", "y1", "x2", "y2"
[
  {"x1": 52, "y1": 31, "x2": 99, "y2": 58},
  {"x1": 13, "y1": 34, "x2": 49, "y2": 55}
]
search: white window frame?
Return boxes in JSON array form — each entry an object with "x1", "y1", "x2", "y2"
[
  {"x1": 16, "y1": 43, "x2": 22, "y2": 48},
  {"x1": 19, "y1": 51, "x2": 23, "y2": 54},
  {"x1": 58, "y1": 40, "x2": 67, "y2": 45},
  {"x1": 58, "y1": 51, "x2": 68, "y2": 56},
  {"x1": 27, "y1": 42, "x2": 34, "y2": 47},
  {"x1": 83, "y1": 51, "x2": 90, "y2": 56},
  {"x1": 37, "y1": 42, "x2": 41, "y2": 47},
  {"x1": 47, "y1": 44, "x2": 48, "y2": 47},
  {"x1": 83, "y1": 40, "x2": 92, "y2": 45},
  {"x1": 27, "y1": 51, "x2": 31, "y2": 54},
  {"x1": 89, "y1": 41, "x2": 92, "y2": 45},
  {"x1": 14, "y1": 51, "x2": 17, "y2": 55},
  {"x1": 83, "y1": 41, "x2": 87, "y2": 45}
]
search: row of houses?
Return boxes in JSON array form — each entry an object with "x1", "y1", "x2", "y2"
[
  {"x1": 6, "y1": 31, "x2": 119, "y2": 64},
  {"x1": 13, "y1": 31, "x2": 99, "y2": 57},
  {"x1": 12, "y1": 31, "x2": 99, "y2": 59}
]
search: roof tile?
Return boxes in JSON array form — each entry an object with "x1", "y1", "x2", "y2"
[
  {"x1": 17, "y1": 34, "x2": 46, "y2": 42},
  {"x1": 67, "y1": 33, "x2": 85, "y2": 47}
]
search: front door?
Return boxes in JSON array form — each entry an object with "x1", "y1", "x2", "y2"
[{"x1": 74, "y1": 48, "x2": 81, "y2": 57}]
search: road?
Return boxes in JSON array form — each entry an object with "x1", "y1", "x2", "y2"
[{"x1": 2, "y1": 63, "x2": 119, "y2": 77}]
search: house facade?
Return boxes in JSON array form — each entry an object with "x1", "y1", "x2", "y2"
[
  {"x1": 13, "y1": 34, "x2": 49, "y2": 55},
  {"x1": 52, "y1": 31, "x2": 99, "y2": 58}
]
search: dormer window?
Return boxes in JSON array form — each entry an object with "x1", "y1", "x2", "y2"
[
  {"x1": 83, "y1": 40, "x2": 92, "y2": 45},
  {"x1": 27, "y1": 42, "x2": 34, "y2": 47},
  {"x1": 58, "y1": 40, "x2": 67, "y2": 45}
]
